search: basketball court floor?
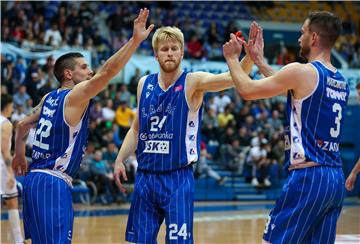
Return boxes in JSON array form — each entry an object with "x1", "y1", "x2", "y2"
[{"x1": 1, "y1": 198, "x2": 360, "y2": 243}]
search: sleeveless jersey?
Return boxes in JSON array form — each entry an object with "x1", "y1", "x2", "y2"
[
  {"x1": 136, "y1": 72, "x2": 202, "y2": 172},
  {"x1": 0, "y1": 115, "x2": 11, "y2": 163},
  {"x1": 30, "y1": 89, "x2": 91, "y2": 178},
  {"x1": 284, "y1": 61, "x2": 350, "y2": 168}
]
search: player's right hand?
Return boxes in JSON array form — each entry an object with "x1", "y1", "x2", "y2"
[
  {"x1": 114, "y1": 161, "x2": 128, "y2": 193},
  {"x1": 345, "y1": 172, "x2": 357, "y2": 191},
  {"x1": 12, "y1": 155, "x2": 28, "y2": 176},
  {"x1": 223, "y1": 33, "x2": 244, "y2": 61},
  {"x1": 132, "y1": 8, "x2": 155, "y2": 44}
]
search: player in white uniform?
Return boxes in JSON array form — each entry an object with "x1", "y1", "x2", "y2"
[{"x1": 1, "y1": 94, "x2": 24, "y2": 244}]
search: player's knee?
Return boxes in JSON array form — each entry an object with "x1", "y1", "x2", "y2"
[
  {"x1": 262, "y1": 240, "x2": 271, "y2": 244},
  {"x1": 5, "y1": 197, "x2": 19, "y2": 209}
]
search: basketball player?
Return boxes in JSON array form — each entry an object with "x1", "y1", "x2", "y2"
[
  {"x1": 11, "y1": 9, "x2": 153, "y2": 243},
  {"x1": 113, "y1": 24, "x2": 257, "y2": 243},
  {"x1": 1, "y1": 94, "x2": 24, "y2": 244},
  {"x1": 223, "y1": 11, "x2": 349, "y2": 244}
]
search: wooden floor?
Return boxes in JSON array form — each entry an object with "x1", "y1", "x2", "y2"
[{"x1": 1, "y1": 199, "x2": 360, "y2": 243}]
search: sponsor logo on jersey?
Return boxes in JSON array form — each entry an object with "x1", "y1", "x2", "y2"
[
  {"x1": 292, "y1": 152, "x2": 305, "y2": 160},
  {"x1": 140, "y1": 133, "x2": 148, "y2": 140},
  {"x1": 46, "y1": 97, "x2": 59, "y2": 106},
  {"x1": 317, "y1": 139, "x2": 339, "y2": 152},
  {"x1": 174, "y1": 84, "x2": 183, "y2": 92},
  {"x1": 292, "y1": 136, "x2": 300, "y2": 143},
  {"x1": 189, "y1": 135, "x2": 196, "y2": 141},
  {"x1": 43, "y1": 106, "x2": 56, "y2": 118},
  {"x1": 188, "y1": 121, "x2": 195, "y2": 127},
  {"x1": 143, "y1": 140, "x2": 169, "y2": 154},
  {"x1": 140, "y1": 132, "x2": 173, "y2": 140},
  {"x1": 326, "y1": 87, "x2": 347, "y2": 101},
  {"x1": 147, "y1": 84, "x2": 154, "y2": 91},
  {"x1": 189, "y1": 148, "x2": 196, "y2": 155},
  {"x1": 32, "y1": 150, "x2": 51, "y2": 160}
]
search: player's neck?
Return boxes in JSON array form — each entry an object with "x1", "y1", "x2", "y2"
[
  {"x1": 158, "y1": 69, "x2": 182, "y2": 90},
  {"x1": 308, "y1": 49, "x2": 333, "y2": 69},
  {"x1": 60, "y1": 80, "x2": 75, "y2": 90}
]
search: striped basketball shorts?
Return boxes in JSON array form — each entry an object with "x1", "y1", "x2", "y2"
[
  {"x1": 22, "y1": 171, "x2": 73, "y2": 244},
  {"x1": 126, "y1": 166, "x2": 194, "y2": 244},
  {"x1": 263, "y1": 166, "x2": 345, "y2": 244}
]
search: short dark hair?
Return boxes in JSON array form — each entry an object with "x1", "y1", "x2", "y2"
[
  {"x1": 356, "y1": 82, "x2": 360, "y2": 90},
  {"x1": 307, "y1": 11, "x2": 342, "y2": 48},
  {"x1": 1, "y1": 94, "x2": 13, "y2": 112},
  {"x1": 53, "y1": 52, "x2": 84, "y2": 83}
]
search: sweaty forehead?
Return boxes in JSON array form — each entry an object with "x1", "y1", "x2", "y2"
[{"x1": 302, "y1": 19, "x2": 310, "y2": 31}]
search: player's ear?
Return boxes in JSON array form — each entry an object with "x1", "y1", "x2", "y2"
[{"x1": 64, "y1": 69, "x2": 72, "y2": 80}]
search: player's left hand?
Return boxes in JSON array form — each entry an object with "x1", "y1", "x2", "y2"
[
  {"x1": 244, "y1": 22, "x2": 264, "y2": 65},
  {"x1": 223, "y1": 33, "x2": 244, "y2": 60},
  {"x1": 132, "y1": 8, "x2": 155, "y2": 44},
  {"x1": 114, "y1": 161, "x2": 128, "y2": 193},
  {"x1": 345, "y1": 172, "x2": 357, "y2": 191}
]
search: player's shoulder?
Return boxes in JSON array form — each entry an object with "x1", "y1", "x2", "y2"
[
  {"x1": 1, "y1": 119, "x2": 13, "y2": 131},
  {"x1": 280, "y1": 62, "x2": 312, "y2": 72}
]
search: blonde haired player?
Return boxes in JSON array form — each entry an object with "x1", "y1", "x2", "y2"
[{"x1": 114, "y1": 24, "x2": 259, "y2": 243}]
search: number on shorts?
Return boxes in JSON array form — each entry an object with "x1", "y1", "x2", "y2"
[{"x1": 169, "y1": 223, "x2": 188, "y2": 240}]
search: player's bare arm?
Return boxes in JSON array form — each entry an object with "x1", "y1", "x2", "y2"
[
  {"x1": 65, "y1": 8, "x2": 154, "y2": 126},
  {"x1": 114, "y1": 76, "x2": 146, "y2": 193},
  {"x1": 12, "y1": 94, "x2": 49, "y2": 176},
  {"x1": 223, "y1": 34, "x2": 317, "y2": 100}
]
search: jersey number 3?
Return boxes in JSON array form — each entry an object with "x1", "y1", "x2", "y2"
[
  {"x1": 33, "y1": 118, "x2": 53, "y2": 150},
  {"x1": 330, "y1": 103, "x2": 342, "y2": 138}
]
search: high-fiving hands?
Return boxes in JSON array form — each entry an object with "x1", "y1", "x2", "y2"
[
  {"x1": 132, "y1": 8, "x2": 155, "y2": 44},
  {"x1": 223, "y1": 21, "x2": 264, "y2": 63}
]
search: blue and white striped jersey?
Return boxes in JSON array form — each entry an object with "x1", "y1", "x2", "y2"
[
  {"x1": 284, "y1": 61, "x2": 350, "y2": 168},
  {"x1": 136, "y1": 72, "x2": 202, "y2": 172},
  {"x1": 30, "y1": 89, "x2": 91, "y2": 178}
]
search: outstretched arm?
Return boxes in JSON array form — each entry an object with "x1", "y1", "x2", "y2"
[
  {"x1": 346, "y1": 157, "x2": 360, "y2": 191},
  {"x1": 67, "y1": 8, "x2": 154, "y2": 107},
  {"x1": 223, "y1": 34, "x2": 304, "y2": 100}
]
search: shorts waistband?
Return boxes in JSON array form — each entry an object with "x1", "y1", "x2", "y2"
[
  {"x1": 288, "y1": 161, "x2": 320, "y2": 171},
  {"x1": 30, "y1": 169, "x2": 73, "y2": 187},
  {"x1": 137, "y1": 162, "x2": 194, "y2": 174}
]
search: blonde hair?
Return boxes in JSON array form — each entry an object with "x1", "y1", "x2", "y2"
[{"x1": 152, "y1": 26, "x2": 184, "y2": 52}]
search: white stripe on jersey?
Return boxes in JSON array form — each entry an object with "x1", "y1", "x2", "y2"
[
  {"x1": 185, "y1": 110, "x2": 200, "y2": 164},
  {"x1": 53, "y1": 94, "x2": 86, "y2": 173}
]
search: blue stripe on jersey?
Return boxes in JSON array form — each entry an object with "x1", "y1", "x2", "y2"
[
  {"x1": 136, "y1": 72, "x2": 202, "y2": 172},
  {"x1": 284, "y1": 61, "x2": 350, "y2": 168},
  {"x1": 30, "y1": 89, "x2": 91, "y2": 177}
]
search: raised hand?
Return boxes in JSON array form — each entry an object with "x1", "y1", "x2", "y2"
[
  {"x1": 132, "y1": 8, "x2": 155, "y2": 43},
  {"x1": 223, "y1": 33, "x2": 244, "y2": 61},
  {"x1": 244, "y1": 21, "x2": 264, "y2": 65}
]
